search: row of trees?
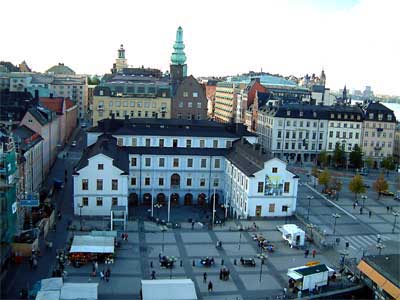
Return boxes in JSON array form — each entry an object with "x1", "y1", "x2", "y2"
[
  {"x1": 316, "y1": 144, "x2": 397, "y2": 172},
  {"x1": 317, "y1": 168, "x2": 390, "y2": 200}
]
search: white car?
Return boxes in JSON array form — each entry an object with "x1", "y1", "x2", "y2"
[{"x1": 71, "y1": 141, "x2": 77, "y2": 147}]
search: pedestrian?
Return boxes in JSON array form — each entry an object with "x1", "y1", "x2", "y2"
[
  {"x1": 360, "y1": 207, "x2": 363, "y2": 215},
  {"x1": 353, "y1": 203, "x2": 356, "y2": 209},
  {"x1": 219, "y1": 269, "x2": 223, "y2": 280},
  {"x1": 312, "y1": 249, "x2": 317, "y2": 258},
  {"x1": 100, "y1": 270, "x2": 105, "y2": 280},
  {"x1": 151, "y1": 270, "x2": 156, "y2": 280},
  {"x1": 208, "y1": 281, "x2": 213, "y2": 292},
  {"x1": 203, "y1": 272, "x2": 207, "y2": 283},
  {"x1": 387, "y1": 206, "x2": 390, "y2": 213},
  {"x1": 106, "y1": 268, "x2": 111, "y2": 278},
  {"x1": 94, "y1": 261, "x2": 98, "y2": 272},
  {"x1": 125, "y1": 233, "x2": 129, "y2": 241},
  {"x1": 304, "y1": 249, "x2": 309, "y2": 258},
  {"x1": 191, "y1": 221, "x2": 195, "y2": 230},
  {"x1": 92, "y1": 265, "x2": 96, "y2": 276},
  {"x1": 105, "y1": 272, "x2": 109, "y2": 282},
  {"x1": 57, "y1": 211, "x2": 62, "y2": 220},
  {"x1": 369, "y1": 211, "x2": 372, "y2": 218},
  {"x1": 297, "y1": 290, "x2": 302, "y2": 299},
  {"x1": 283, "y1": 287, "x2": 287, "y2": 296},
  {"x1": 121, "y1": 233, "x2": 125, "y2": 240}
]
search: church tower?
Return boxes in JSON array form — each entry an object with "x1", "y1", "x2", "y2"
[
  {"x1": 319, "y1": 69, "x2": 326, "y2": 86},
  {"x1": 170, "y1": 26, "x2": 187, "y2": 96},
  {"x1": 112, "y1": 44, "x2": 128, "y2": 74}
]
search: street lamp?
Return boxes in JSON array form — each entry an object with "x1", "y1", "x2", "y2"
[
  {"x1": 307, "y1": 196, "x2": 314, "y2": 221},
  {"x1": 79, "y1": 203, "x2": 83, "y2": 231},
  {"x1": 392, "y1": 211, "x2": 399, "y2": 233},
  {"x1": 212, "y1": 185, "x2": 217, "y2": 228},
  {"x1": 238, "y1": 227, "x2": 243, "y2": 251},
  {"x1": 332, "y1": 213, "x2": 341, "y2": 235},
  {"x1": 257, "y1": 253, "x2": 267, "y2": 282},
  {"x1": 376, "y1": 242, "x2": 385, "y2": 255},
  {"x1": 361, "y1": 195, "x2": 367, "y2": 209},
  {"x1": 160, "y1": 225, "x2": 167, "y2": 253}
]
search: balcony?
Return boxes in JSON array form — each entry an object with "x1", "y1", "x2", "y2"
[
  {"x1": 97, "y1": 106, "x2": 104, "y2": 111},
  {"x1": 374, "y1": 146, "x2": 382, "y2": 151}
]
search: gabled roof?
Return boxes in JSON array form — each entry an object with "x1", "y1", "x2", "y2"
[
  {"x1": 40, "y1": 98, "x2": 64, "y2": 114},
  {"x1": 12, "y1": 125, "x2": 43, "y2": 151},
  {"x1": 27, "y1": 107, "x2": 53, "y2": 126},
  {"x1": 74, "y1": 134, "x2": 129, "y2": 174}
]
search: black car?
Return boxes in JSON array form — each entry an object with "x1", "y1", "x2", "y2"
[
  {"x1": 379, "y1": 191, "x2": 395, "y2": 196},
  {"x1": 363, "y1": 183, "x2": 370, "y2": 188},
  {"x1": 240, "y1": 257, "x2": 256, "y2": 267}
]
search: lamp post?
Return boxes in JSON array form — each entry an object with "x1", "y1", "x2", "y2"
[
  {"x1": 361, "y1": 195, "x2": 367, "y2": 209},
  {"x1": 212, "y1": 186, "x2": 216, "y2": 228},
  {"x1": 238, "y1": 227, "x2": 243, "y2": 251},
  {"x1": 160, "y1": 225, "x2": 167, "y2": 253},
  {"x1": 257, "y1": 253, "x2": 267, "y2": 282},
  {"x1": 79, "y1": 203, "x2": 83, "y2": 231},
  {"x1": 306, "y1": 223, "x2": 315, "y2": 241},
  {"x1": 307, "y1": 196, "x2": 314, "y2": 221},
  {"x1": 392, "y1": 211, "x2": 399, "y2": 233},
  {"x1": 332, "y1": 213, "x2": 341, "y2": 235}
]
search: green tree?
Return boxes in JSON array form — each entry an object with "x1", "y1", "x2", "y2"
[
  {"x1": 318, "y1": 168, "x2": 331, "y2": 193},
  {"x1": 373, "y1": 173, "x2": 389, "y2": 200},
  {"x1": 349, "y1": 144, "x2": 363, "y2": 169},
  {"x1": 87, "y1": 75, "x2": 100, "y2": 85},
  {"x1": 333, "y1": 143, "x2": 345, "y2": 168},
  {"x1": 348, "y1": 174, "x2": 366, "y2": 201},
  {"x1": 381, "y1": 156, "x2": 396, "y2": 173},
  {"x1": 317, "y1": 151, "x2": 328, "y2": 167}
]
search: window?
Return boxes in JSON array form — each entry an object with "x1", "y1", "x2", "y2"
[
  {"x1": 145, "y1": 138, "x2": 151, "y2": 147},
  {"x1": 214, "y1": 159, "x2": 220, "y2": 168},
  {"x1": 188, "y1": 102, "x2": 193, "y2": 108},
  {"x1": 173, "y1": 139, "x2": 178, "y2": 147},
  {"x1": 186, "y1": 178, "x2": 192, "y2": 186},
  {"x1": 200, "y1": 140, "x2": 205, "y2": 148},
  {"x1": 213, "y1": 178, "x2": 219, "y2": 187},
  {"x1": 179, "y1": 102, "x2": 183, "y2": 108},
  {"x1": 277, "y1": 142, "x2": 281, "y2": 149},
  {"x1": 193, "y1": 92, "x2": 198, "y2": 97},
  {"x1": 277, "y1": 131, "x2": 282, "y2": 138},
  {"x1": 269, "y1": 204, "x2": 275, "y2": 212},
  {"x1": 159, "y1": 178, "x2": 164, "y2": 186},
  {"x1": 145, "y1": 158, "x2": 151, "y2": 167},
  {"x1": 200, "y1": 178, "x2": 206, "y2": 187},
  {"x1": 117, "y1": 138, "x2": 123, "y2": 146},
  {"x1": 112, "y1": 197, "x2": 118, "y2": 206},
  {"x1": 197, "y1": 102, "x2": 201, "y2": 108},
  {"x1": 257, "y1": 182, "x2": 264, "y2": 193},
  {"x1": 201, "y1": 158, "x2": 207, "y2": 168},
  {"x1": 96, "y1": 179, "x2": 103, "y2": 190},
  {"x1": 187, "y1": 158, "x2": 193, "y2": 168},
  {"x1": 329, "y1": 131, "x2": 333, "y2": 138},
  {"x1": 282, "y1": 205, "x2": 288, "y2": 212},
  {"x1": 96, "y1": 197, "x2": 103, "y2": 206},
  {"x1": 131, "y1": 177, "x2": 136, "y2": 185},
  {"x1": 183, "y1": 91, "x2": 188, "y2": 97},
  {"x1": 355, "y1": 133, "x2": 359, "y2": 139},
  {"x1": 112, "y1": 179, "x2": 118, "y2": 190},
  {"x1": 213, "y1": 140, "x2": 218, "y2": 148},
  {"x1": 226, "y1": 141, "x2": 232, "y2": 148},
  {"x1": 159, "y1": 139, "x2": 164, "y2": 147},
  {"x1": 82, "y1": 197, "x2": 88, "y2": 206},
  {"x1": 272, "y1": 167, "x2": 278, "y2": 173},
  {"x1": 173, "y1": 158, "x2": 179, "y2": 167},
  {"x1": 186, "y1": 140, "x2": 192, "y2": 148},
  {"x1": 319, "y1": 132, "x2": 323, "y2": 139},
  {"x1": 82, "y1": 179, "x2": 88, "y2": 190},
  {"x1": 286, "y1": 132, "x2": 290, "y2": 139},
  {"x1": 130, "y1": 101, "x2": 135, "y2": 107},
  {"x1": 131, "y1": 157, "x2": 137, "y2": 167},
  {"x1": 159, "y1": 158, "x2": 165, "y2": 167},
  {"x1": 145, "y1": 177, "x2": 151, "y2": 186},
  {"x1": 284, "y1": 182, "x2": 290, "y2": 193}
]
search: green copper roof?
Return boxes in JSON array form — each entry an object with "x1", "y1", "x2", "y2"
[{"x1": 171, "y1": 26, "x2": 187, "y2": 65}]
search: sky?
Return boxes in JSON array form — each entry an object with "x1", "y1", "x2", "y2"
[{"x1": 1, "y1": 0, "x2": 399, "y2": 95}]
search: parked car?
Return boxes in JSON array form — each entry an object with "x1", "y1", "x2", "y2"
[
  {"x1": 71, "y1": 141, "x2": 77, "y2": 147},
  {"x1": 379, "y1": 190, "x2": 395, "y2": 196},
  {"x1": 363, "y1": 183, "x2": 370, "y2": 188},
  {"x1": 80, "y1": 123, "x2": 87, "y2": 128},
  {"x1": 359, "y1": 168, "x2": 369, "y2": 176},
  {"x1": 394, "y1": 192, "x2": 400, "y2": 201}
]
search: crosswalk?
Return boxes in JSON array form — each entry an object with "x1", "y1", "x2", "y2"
[{"x1": 342, "y1": 234, "x2": 392, "y2": 250}]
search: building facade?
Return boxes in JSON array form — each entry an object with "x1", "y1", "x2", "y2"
[
  {"x1": 214, "y1": 82, "x2": 240, "y2": 123},
  {"x1": 74, "y1": 118, "x2": 298, "y2": 219},
  {"x1": 362, "y1": 102, "x2": 396, "y2": 167},
  {"x1": 171, "y1": 76, "x2": 207, "y2": 120}
]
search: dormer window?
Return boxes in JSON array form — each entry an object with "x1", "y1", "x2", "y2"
[
  {"x1": 388, "y1": 114, "x2": 392, "y2": 121},
  {"x1": 299, "y1": 111, "x2": 303, "y2": 117},
  {"x1": 378, "y1": 114, "x2": 383, "y2": 121},
  {"x1": 344, "y1": 114, "x2": 348, "y2": 119},
  {"x1": 287, "y1": 110, "x2": 291, "y2": 116},
  {"x1": 313, "y1": 111, "x2": 317, "y2": 118},
  {"x1": 338, "y1": 114, "x2": 341, "y2": 119},
  {"x1": 330, "y1": 113, "x2": 334, "y2": 118},
  {"x1": 369, "y1": 113, "x2": 374, "y2": 120}
]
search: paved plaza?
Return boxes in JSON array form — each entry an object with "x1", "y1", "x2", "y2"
[{"x1": 63, "y1": 218, "x2": 337, "y2": 300}]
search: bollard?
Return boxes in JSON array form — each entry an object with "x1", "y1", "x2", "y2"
[
  {"x1": 192, "y1": 260, "x2": 195, "y2": 267},
  {"x1": 150, "y1": 261, "x2": 153, "y2": 268},
  {"x1": 234, "y1": 259, "x2": 237, "y2": 265},
  {"x1": 221, "y1": 259, "x2": 224, "y2": 266}
]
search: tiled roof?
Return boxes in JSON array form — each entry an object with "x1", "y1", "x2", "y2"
[
  {"x1": 65, "y1": 99, "x2": 75, "y2": 109},
  {"x1": 12, "y1": 125, "x2": 43, "y2": 151},
  {"x1": 27, "y1": 107, "x2": 52, "y2": 126},
  {"x1": 40, "y1": 98, "x2": 64, "y2": 114}
]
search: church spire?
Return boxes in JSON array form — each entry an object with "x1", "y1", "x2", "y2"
[{"x1": 171, "y1": 26, "x2": 187, "y2": 66}]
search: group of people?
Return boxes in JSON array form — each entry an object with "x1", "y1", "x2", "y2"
[
  {"x1": 92, "y1": 261, "x2": 112, "y2": 282},
  {"x1": 203, "y1": 273, "x2": 213, "y2": 292},
  {"x1": 304, "y1": 249, "x2": 317, "y2": 258},
  {"x1": 121, "y1": 232, "x2": 129, "y2": 241},
  {"x1": 219, "y1": 267, "x2": 230, "y2": 281}
]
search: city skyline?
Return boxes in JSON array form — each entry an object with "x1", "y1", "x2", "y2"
[{"x1": 1, "y1": 0, "x2": 399, "y2": 95}]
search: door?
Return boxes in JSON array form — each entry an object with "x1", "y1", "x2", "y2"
[{"x1": 255, "y1": 205, "x2": 262, "y2": 217}]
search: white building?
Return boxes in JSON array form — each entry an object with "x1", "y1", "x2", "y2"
[{"x1": 73, "y1": 118, "x2": 298, "y2": 219}]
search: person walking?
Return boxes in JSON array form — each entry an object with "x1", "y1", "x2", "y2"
[
  {"x1": 203, "y1": 272, "x2": 207, "y2": 283},
  {"x1": 151, "y1": 270, "x2": 156, "y2": 280},
  {"x1": 353, "y1": 203, "x2": 356, "y2": 209},
  {"x1": 312, "y1": 249, "x2": 317, "y2": 258},
  {"x1": 105, "y1": 268, "x2": 111, "y2": 282},
  {"x1": 125, "y1": 233, "x2": 129, "y2": 241},
  {"x1": 100, "y1": 270, "x2": 105, "y2": 280},
  {"x1": 304, "y1": 249, "x2": 309, "y2": 258},
  {"x1": 387, "y1": 206, "x2": 390, "y2": 213},
  {"x1": 369, "y1": 211, "x2": 372, "y2": 218},
  {"x1": 208, "y1": 281, "x2": 213, "y2": 292}
]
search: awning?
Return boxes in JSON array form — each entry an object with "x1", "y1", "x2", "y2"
[
  {"x1": 141, "y1": 279, "x2": 197, "y2": 300},
  {"x1": 35, "y1": 290, "x2": 60, "y2": 300},
  {"x1": 69, "y1": 236, "x2": 114, "y2": 254},
  {"x1": 287, "y1": 270, "x2": 303, "y2": 280},
  {"x1": 60, "y1": 283, "x2": 98, "y2": 300}
]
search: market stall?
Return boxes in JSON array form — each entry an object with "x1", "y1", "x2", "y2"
[
  {"x1": 69, "y1": 235, "x2": 114, "y2": 266},
  {"x1": 141, "y1": 279, "x2": 197, "y2": 300},
  {"x1": 287, "y1": 264, "x2": 331, "y2": 292},
  {"x1": 280, "y1": 224, "x2": 305, "y2": 248}
]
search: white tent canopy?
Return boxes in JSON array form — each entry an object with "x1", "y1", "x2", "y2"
[
  {"x1": 69, "y1": 236, "x2": 114, "y2": 253},
  {"x1": 60, "y1": 283, "x2": 98, "y2": 300},
  {"x1": 40, "y1": 278, "x2": 63, "y2": 291},
  {"x1": 36, "y1": 290, "x2": 60, "y2": 300},
  {"x1": 141, "y1": 279, "x2": 197, "y2": 300}
]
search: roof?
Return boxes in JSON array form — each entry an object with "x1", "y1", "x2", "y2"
[
  {"x1": 141, "y1": 279, "x2": 197, "y2": 300},
  {"x1": 27, "y1": 107, "x2": 53, "y2": 126},
  {"x1": 40, "y1": 98, "x2": 64, "y2": 114},
  {"x1": 60, "y1": 283, "x2": 98, "y2": 300},
  {"x1": 12, "y1": 125, "x2": 43, "y2": 151},
  {"x1": 225, "y1": 139, "x2": 271, "y2": 176},
  {"x1": 69, "y1": 235, "x2": 114, "y2": 253},
  {"x1": 364, "y1": 102, "x2": 396, "y2": 123},
  {"x1": 361, "y1": 255, "x2": 400, "y2": 287},
  {"x1": 74, "y1": 134, "x2": 129, "y2": 173},
  {"x1": 65, "y1": 99, "x2": 75, "y2": 110},
  {"x1": 227, "y1": 74, "x2": 298, "y2": 87},
  {"x1": 295, "y1": 264, "x2": 329, "y2": 276},
  {"x1": 126, "y1": 147, "x2": 227, "y2": 156},
  {"x1": 46, "y1": 63, "x2": 75, "y2": 75},
  {"x1": 89, "y1": 118, "x2": 256, "y2": 139}
]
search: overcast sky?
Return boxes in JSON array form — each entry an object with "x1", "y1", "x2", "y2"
[{"x1": 1, "y1": 0, "x2": 399, "y2": 95}]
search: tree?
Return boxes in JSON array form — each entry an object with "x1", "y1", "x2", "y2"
[
  {"x1": 373, "y1": 173, "x2": 389, "y2": 200},
  {"x1": 332, "y1": 178, "x2": 343, "y2": 200},
  {"x1": 317, "y1": 151, "x2": 328, "y2": 167},
  {"x1": 87, "y1": 75, "x2": 100, "y2": 85},
  {"x1": 349, "y1": 144, "x2": 363, "y2": 169},
  {"x1": 381, "y1": 156, "x2": 396, "y2": 173},
  {"x1": 333, "y1": 143, "x2": 345, "y2": 168},
  {"x1": 348, "y1": 174, "x2": 366, "y2": 201},
  {"x1": 318, "y1": 168, "x2": 331, "y2": 193}
]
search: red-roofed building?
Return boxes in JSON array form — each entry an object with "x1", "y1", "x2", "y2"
[{"x1": 40, "y1": 97, "x2": 77, "y2": 145}]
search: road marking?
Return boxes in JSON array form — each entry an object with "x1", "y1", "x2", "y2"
[{"x1": 305, "y1": 183, "x2": 357, "y2": 220}]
